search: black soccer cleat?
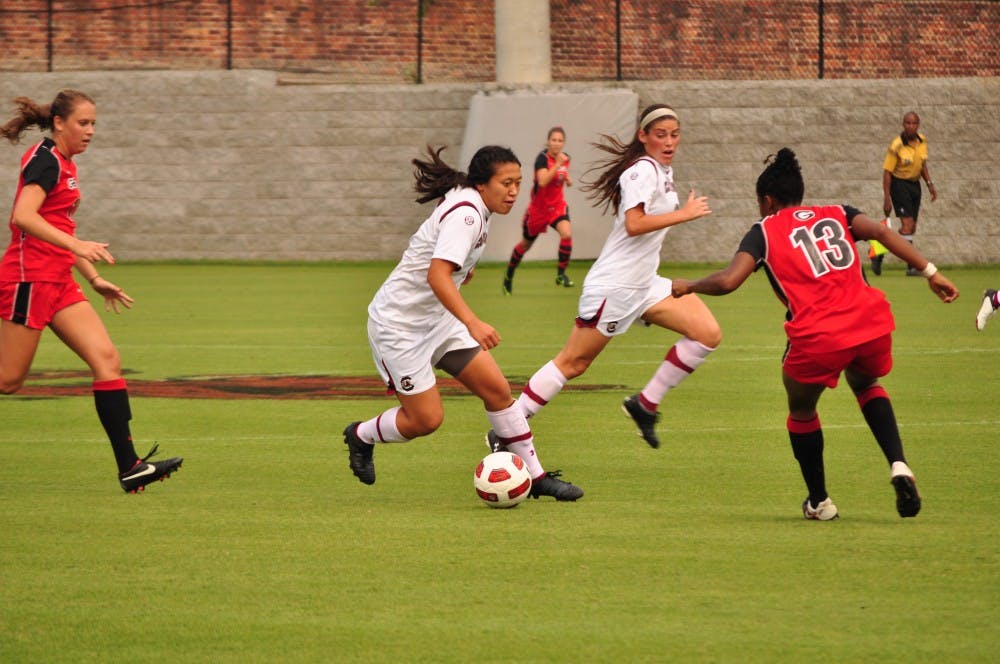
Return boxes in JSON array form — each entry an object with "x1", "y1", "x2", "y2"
[
  {"x1": 555, "y1": 273, "x2": 574, "y2": 288},
  {"x1": 871, "y1": 254, "x2": 884, "y2": 276},
  {"x1": 530, "y1": 471, "x2": 583, "y2": 501},
  {"x1": 502, "y1": 275, "x2": 513, "y2": 296},
  {"x1": 891, "y1": 474, "x2": 921, "y2": 518},
  {"x1": 622, "y1": 394, "x2": 660, "y2": 449},
  {"x1": 344, "y1": 422, "x2": 375, "y2": 485},
  {"x1": 484, "y1": 429, "x2": 506, "y2": 453},
  {"x1": 119, "y1": 444, "x2": 183, "y2": 494}
]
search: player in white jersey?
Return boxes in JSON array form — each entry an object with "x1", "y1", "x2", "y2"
[
  {"x1": 344, "y1": 145, "x2": 583, "y2": 501},
  {"x1": 495, "y1": 105, "x2": 721, "y2": 450}
]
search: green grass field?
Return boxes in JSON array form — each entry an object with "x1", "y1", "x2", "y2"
[{"x1": 1, "y1": 260, "x2": 997, "y2": 662}]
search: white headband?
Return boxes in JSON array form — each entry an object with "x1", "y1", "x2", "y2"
[{"x1": 639, "y1": 107, "x2": 679, "y2": 130}]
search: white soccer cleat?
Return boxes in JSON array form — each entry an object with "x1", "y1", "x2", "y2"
[
  {"x1": 802, "y1": 497, "x2": 839, "y2": 521},
  {"x1": 975, "y1": 289, "x2": 998, "y2": 331}
]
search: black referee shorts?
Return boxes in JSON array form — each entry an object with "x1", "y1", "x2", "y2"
[{"x1": 889, "y1": 177, "x2": 922, "y2": 220}]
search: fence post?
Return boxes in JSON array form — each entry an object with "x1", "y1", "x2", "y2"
[
  {"x1": 417, "y1": 0, "x2": 424, "y2": 84},
  {"x1": 616, "y1": 0, "x2": 622, "y2": 81},
  {"x1": 226, "y1": 0, "x2": 233, "y2": 70},
  {"x1": 818, "y1": 0, "x2": 825, "y2": 79},
  {"x1": 46, "y1": 0, "x2": 53, "y2": 72}
]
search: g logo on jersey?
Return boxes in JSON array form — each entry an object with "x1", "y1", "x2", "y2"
[
  {"x1": 399, "y1": 376, "x2": 414, "y2": 392},
  {"x1": 464, "y1": 215, "x2": 475, "y2": 226}
]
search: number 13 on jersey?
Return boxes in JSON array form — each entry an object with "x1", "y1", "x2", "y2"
[{"x1": 789, "y1": 217, "x2": 855, "y2": 277}]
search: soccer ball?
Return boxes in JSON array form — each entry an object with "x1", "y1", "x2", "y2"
[{"x1": 474, "y1": 451, "x2": 532, "y2": 508}]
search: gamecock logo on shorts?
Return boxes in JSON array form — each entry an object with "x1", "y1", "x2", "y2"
[
  {"x1": 605, "y1": 321, "x2": 618, "y2": 333},
  {"x1": 400, "y1": 376, "x2": 414, "y2": 391}
]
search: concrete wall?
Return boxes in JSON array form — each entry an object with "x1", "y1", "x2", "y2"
[{"x1": 0, "y1": 70, "x2": 997, "y2": 264}]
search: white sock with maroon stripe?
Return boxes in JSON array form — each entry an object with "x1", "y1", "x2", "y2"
[
  {"x1": 488, "y1": 402, "x2": 544, "y2": 479},
  {"x1": 516, "y1": 360, "x2": 568, "y2": 420},
  {"x1": 356, "y1": 406, "x2": 409, "y2": 443},
  {"x1": 639, "y1": 337, "x2": 715, "y2": 410}
]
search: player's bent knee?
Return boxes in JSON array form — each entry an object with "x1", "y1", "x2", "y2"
[
  {"x1": 406, "y1": 410, "x2": 444, "y2": 437},
  {"x1": 560, "y1": 357, "x2": 592, "y2": 380},
  {"x1": 701, "y1": 326, "x2": 723, "y2": 349}
]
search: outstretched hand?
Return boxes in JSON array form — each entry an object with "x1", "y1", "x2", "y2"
[
  {"x1": 680, "y1": 190, "x2": 711, "y2": 222},
  {"x1": 90, "y1": 277, "x2": 135, "y2": 313},
  {"x1": 73, "y1": 238, "x2": 115, "y2": 264},
  {"x1": 928, "y1": 273, "x2": 959, "y2": 303}
]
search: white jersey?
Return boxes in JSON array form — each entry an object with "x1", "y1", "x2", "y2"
[
  {"x1": 369, "y1": 186, "x2": 490, "y2": 331},
  {"x1": 583, "y1": 156, "x2": 680, "y2": 290}
]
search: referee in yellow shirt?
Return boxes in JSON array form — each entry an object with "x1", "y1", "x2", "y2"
[{"x1": 882, "y1": 111, "x2": 937, "y2": 276}]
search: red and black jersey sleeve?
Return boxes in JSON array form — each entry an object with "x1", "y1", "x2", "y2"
[{"x1": 21, "y1": 148, "x2": 59, "y2": 192}]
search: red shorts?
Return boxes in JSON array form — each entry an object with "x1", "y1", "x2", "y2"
[
  {"x1": 523, "y1": 203, "x2": 569, "y2": 238},
  {"x1": 0, "y1": 281, "x2": 87, "y2": 330},
  {"x1": 783, "y1": 333, "x2": 893, "y2": 388}
]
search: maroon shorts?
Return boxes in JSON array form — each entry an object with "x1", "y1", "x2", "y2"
[
  {"x1": 0, "y1": 281, "x2": 87, "y2": 330},
  {"x1": 783, "y1": 333, "x2": 893, "y2": 388}
]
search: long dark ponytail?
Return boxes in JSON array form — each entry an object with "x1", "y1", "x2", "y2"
[
  {"x1": 582, "y1": 104, "x2": 678, "y2": 214},
  {"x1": 0, "y1": 89, "x2": 94, "y2": 144},
  {"x1": 412, "y1": 145, "x2": 519, "y2": 204}
]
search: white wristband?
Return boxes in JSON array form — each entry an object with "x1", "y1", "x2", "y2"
[{"x1": 920, "y1": 262, "x2": 938, "y2": 278}]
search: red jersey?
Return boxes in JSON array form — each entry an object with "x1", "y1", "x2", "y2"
[
  {"x1": 526, "y1": 150, "x2": 569, "y2": 229},
  {"x1": 1, "y1": 138, "x2": 80, "y2": 282},
  {"x1": 738, "y1": 204, "x2": 895, "y2": 351}
]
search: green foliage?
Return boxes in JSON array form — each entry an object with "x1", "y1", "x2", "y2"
[{"x1": 1, "y1": 261, "x2": 997, "y2": 662}]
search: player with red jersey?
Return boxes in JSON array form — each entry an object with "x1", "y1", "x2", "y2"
[
  {"x1": 502, "y1": 126, "x2": 575, "y2": 293},
  {"x1": 672, "y1": 148, "x2": 958, "y2": 521},
  {"x1": 0, "y1": 89, "x2": 181, "y2": 493}
]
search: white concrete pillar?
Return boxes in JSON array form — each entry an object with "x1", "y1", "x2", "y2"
[{"x1": 495, "y1": 0, "x2": 551, "y2": 84}]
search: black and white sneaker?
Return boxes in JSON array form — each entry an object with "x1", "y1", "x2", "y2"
[
  {"x1": 344, "y1": 422, "x2": 375, "y2": 485},
  {"x1": 891, "y1": 462, "x2": 921, "y2": 518},
  {"x1": 802, "y1": 497, "x2": 839, "y2": 521},
  {"x1": 976, "y1": 289, "x2": 998, "y2": 331},
  {"x1": 484, "y1": 429, "x2": 506, "y2": 453},
  {"x1": 530, "y1": 471, "x2": 583, "y2": 501},
  {"x1": 622, "y1": 394, "x2": 660, "y2": 448},
  {"x1": 119, "y1": 444, "x2": 182, "y2": 494}
]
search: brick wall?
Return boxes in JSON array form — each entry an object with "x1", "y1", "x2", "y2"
[{"x1": 0, "y1": 1, "x2": 997, "y2": 80}]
